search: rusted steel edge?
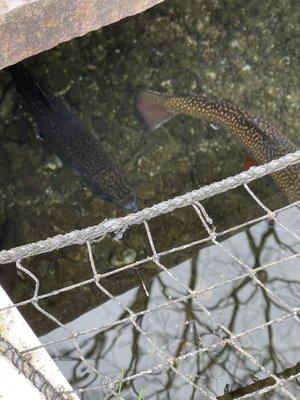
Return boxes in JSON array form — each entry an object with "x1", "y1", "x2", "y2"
[{"x1": 0, "y1": 0, "x2": 165, "y2": 69}]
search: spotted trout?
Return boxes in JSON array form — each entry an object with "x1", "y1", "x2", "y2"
[
  {"x1": 134, "y1": 90, "x2": 299, "y2": 202},
  {"x1": 6, "y1": 63, "x2": 137, "y2": 211}
]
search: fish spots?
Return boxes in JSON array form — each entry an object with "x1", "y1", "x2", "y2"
[
  {"x1": 9, "y1": 64, "x2": 136, "y2": 211},
  {"x1": 136, "y1": 90, "x2": 299, "y2": 203}
]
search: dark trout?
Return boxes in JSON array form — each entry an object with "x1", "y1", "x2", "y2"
[
  {"x1": 134, "y1": 90, "x2": 299, "y2": 202},
  {"x1": 6, "y1": 64, "x2": 137, "y2": 211}
]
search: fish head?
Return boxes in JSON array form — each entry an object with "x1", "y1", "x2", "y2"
[
  {"x1": 115, "y1": 191, "x2": 138, "y2": 212},
  {"x1": 102, "y1": 170, "x2": 138, "y2": 212},
  {"x1": 85, "y1": 171, "x2": 138, "y2": 212}
]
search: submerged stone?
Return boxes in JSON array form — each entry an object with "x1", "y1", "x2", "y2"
[{"x1": 110, "y1": 246, "x2": 137, "y2": 268}]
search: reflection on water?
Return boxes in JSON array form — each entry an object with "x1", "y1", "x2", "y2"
[
  {"x1": 0, "y1": 0, "x2": 299, "y2": 398},
  {"x1": 41, "y1": 205, "x2": 300, "y2": 399}
]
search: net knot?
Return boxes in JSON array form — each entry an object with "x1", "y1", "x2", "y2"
[
  {"x1": 167, "y1": 357, "x2": 175, "y2": 366},
  {"x1": 267, "y1": 211, "x2": 276, "y2": 221},
  {"x1": 293, "y1": 309, "x2": 299, "y2": 321},
  {"x1": 153, "y1": 253, "x2": 160, "y2": 263},
  {"x1": 209, "y1": 230, "x2": 217, "y2": 241},
  {"x1": 71, "y1": 331, "x2": 79, "y2": 340}
]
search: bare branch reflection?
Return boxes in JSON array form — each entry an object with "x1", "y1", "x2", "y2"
[{"x1": 41, "y1": 204, "x2": 299, "y2": 399}]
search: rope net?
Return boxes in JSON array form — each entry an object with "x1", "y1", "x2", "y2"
[{"x1": 0, "y1": 151, "x2": 299, "y2": 399}]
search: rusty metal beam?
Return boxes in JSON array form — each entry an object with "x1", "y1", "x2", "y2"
[{"x1": 0, "y1": 0, "x2": 165, "y2": 69}]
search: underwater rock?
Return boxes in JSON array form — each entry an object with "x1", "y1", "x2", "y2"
[
  {"x1": 110, "y1": 246, "x2": 137, "y2": 268},
  {"x1": 0, "y1": 0, "x2": 165, "y2": 69},
  {"x1": 136, "y1": 182, "x2": 156, "y2": 200},
  {"x1": 44, "y1": 155, "x2": 63, "y2": 172}
]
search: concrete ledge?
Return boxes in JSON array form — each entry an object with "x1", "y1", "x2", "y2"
[
  {"x1": 0, "y1": 0, "x2": 165, "y2": 69},
  {"x1": 0, "y1": 285, "x2": 79, "y2": 399}
]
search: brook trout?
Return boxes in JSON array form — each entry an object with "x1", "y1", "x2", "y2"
[
  {"x1": 134, "y1": 90, "x2": 299, "y2": 202},
  {"x1": 6, "y1": 64, "x2": 137, "y2": 211}
]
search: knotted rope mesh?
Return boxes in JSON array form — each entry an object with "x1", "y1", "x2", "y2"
[{"x1": 0, "y1": 151, "x2": 299, "y2": 399}]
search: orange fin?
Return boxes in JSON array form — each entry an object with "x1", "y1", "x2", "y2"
[
  {"x1": 134, "y1": 91, "x2": 173, "y2": 132},
  {"x1": 243, "y1": 156, "x2": 256, "y2": 170}
]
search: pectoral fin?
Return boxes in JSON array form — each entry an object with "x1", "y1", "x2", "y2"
[{"x1": 243, "y1": 155, "x2": 256, "y2": 170}]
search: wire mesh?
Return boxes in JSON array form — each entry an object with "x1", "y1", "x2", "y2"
[{"x1": 0, "y1": 152, "x2": 299, "y2": 399}]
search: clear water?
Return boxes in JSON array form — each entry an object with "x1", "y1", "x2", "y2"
[{"x1": 0, "y1": 0, "x2": 299, "y2": 398}]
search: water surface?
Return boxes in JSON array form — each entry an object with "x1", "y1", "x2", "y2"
[{"x1": 0, "y1": 0, "x2": 299, "y2": 398}]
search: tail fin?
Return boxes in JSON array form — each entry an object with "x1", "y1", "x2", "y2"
[{"x1": 134, "y1": 90, "x2": 173, "y2": 132}]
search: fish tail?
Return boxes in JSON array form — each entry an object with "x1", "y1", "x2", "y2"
[{"x1": 134, "y1": 90, "x2": 173, "y2": 131}]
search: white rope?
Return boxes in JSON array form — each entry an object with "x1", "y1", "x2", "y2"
[
  {"x1": 0, "y1": 150, "x2": 299, "y2": 265},
  {"x1": 0, "y1": 150, "x2": 299, "y2": 399}
]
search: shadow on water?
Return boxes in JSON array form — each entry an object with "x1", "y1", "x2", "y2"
[{"x1": 0, "y1": 0, "x2": 299, "y2": 398}]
